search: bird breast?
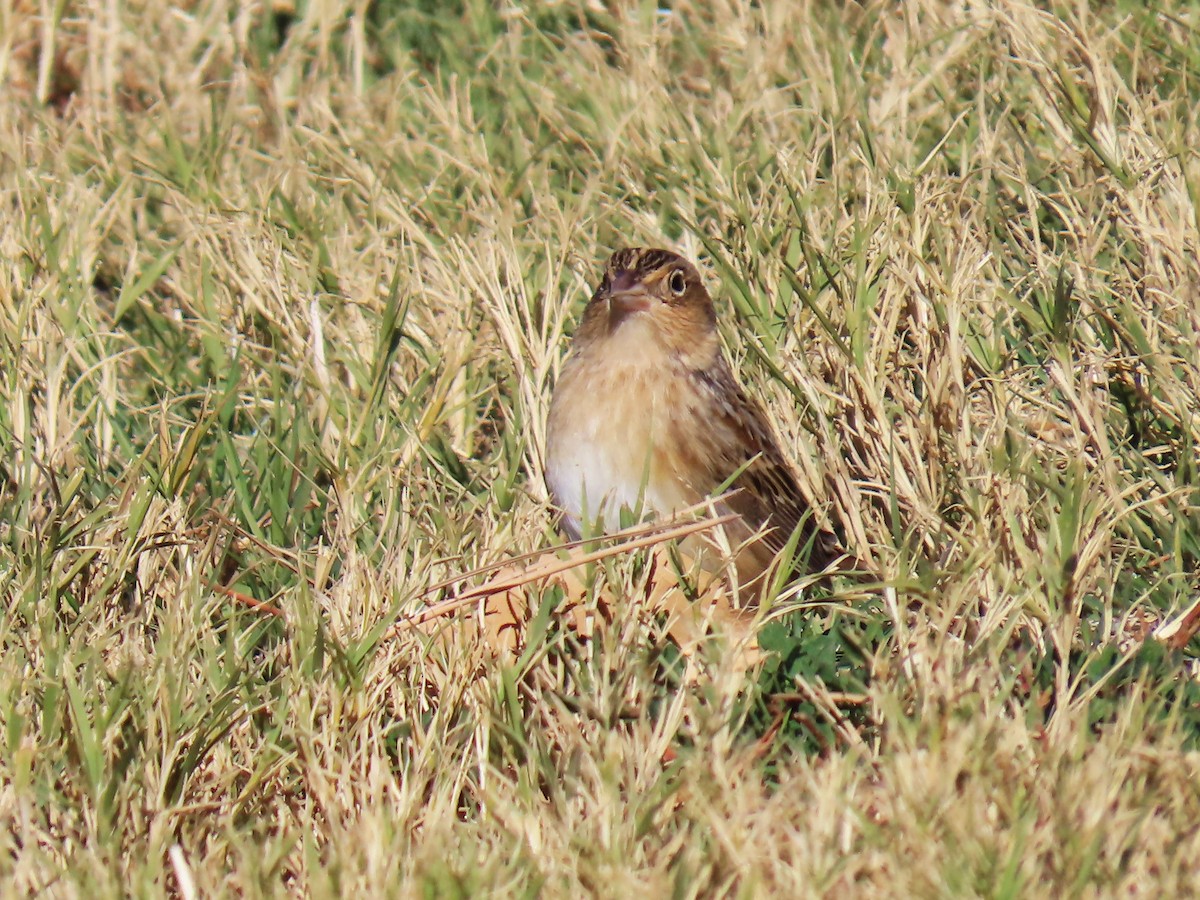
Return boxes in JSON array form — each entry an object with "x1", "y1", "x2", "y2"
[{"x1": 546, "y1": 331, "x2": 706, "y2": 536}]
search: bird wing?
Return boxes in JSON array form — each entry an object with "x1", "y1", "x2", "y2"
[{"x1": 689, "y1": 361, "x2": 842, "y2": 572}]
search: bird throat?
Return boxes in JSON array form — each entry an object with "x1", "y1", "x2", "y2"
[{"x1": 598, "y1": 311, "x2": 663, "y2": 359}]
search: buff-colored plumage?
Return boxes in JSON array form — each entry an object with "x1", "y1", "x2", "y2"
[{"x1": 545, "y1": 248, "x2": 841, "y2": 593}]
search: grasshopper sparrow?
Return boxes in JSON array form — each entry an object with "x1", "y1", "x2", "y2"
[{"x1": 545, "y1": 248, "x2": 842, "y2": 594}]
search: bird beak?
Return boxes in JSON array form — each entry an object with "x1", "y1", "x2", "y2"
[{"x1": 605, "y1": 270, "x2": 653, "y2": 323}]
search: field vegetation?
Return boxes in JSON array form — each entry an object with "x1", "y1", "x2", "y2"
[{"x1": 1, "y1": 0, "x2": 1199, "y2": 895}]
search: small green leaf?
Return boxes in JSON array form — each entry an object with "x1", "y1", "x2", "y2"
[{"x1": 114, "y1": 244, "x2": 180, "y2": 323}]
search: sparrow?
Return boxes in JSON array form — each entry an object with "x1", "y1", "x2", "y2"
[{"x1": 545, "y1": 247, "x2": 842, "y2": 595}]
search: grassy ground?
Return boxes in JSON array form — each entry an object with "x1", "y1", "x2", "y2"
[{"x1": 2, "y1": 0, "x2": 1200, "y2": 895}]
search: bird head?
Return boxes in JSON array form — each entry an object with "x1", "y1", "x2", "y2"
[{"x1": 575, "y1": 248, "x2": 718, "y2": 360}]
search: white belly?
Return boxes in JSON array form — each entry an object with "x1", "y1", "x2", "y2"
[{"x1": 547, "y1": 422, "x2": 654, "y2": 534}]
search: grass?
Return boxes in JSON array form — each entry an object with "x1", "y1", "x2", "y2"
[{"x1": 1, "y1": 0, "x2": 1199, "y2": 895}]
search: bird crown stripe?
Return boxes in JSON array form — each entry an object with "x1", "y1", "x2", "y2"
[{"x1": 607, "y1": 248, "x2": 681, "y2": 279}]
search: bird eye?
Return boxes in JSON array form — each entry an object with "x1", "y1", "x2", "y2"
[{"x1": 667, "y1": 269, "x2": 687, "y2": 296}]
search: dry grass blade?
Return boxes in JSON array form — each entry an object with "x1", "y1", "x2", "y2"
[
  {"x1": 384, "y1": 512, "x2": 745, "y2": 657},
  {"x1": 1157, "y1": 596, "x2": 1200, "y2": 653}
]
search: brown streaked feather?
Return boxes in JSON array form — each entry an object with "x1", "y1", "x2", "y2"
[{"x1": 686, "y1": 357, "x2": 841, "y2": 573}]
